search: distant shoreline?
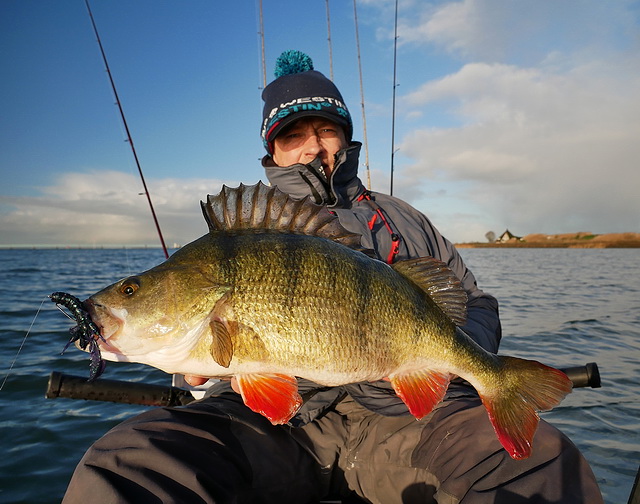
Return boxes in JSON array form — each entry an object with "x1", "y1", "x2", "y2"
[
  {"x1": 0, "y1": 245, "x2": 174, "y2": 250},
  {"x1": 456, "y1": 232, "x2": 640, "y2": 248},
  {"x1": 2, "y1": 233, "x2": 639, "y2": 250}
]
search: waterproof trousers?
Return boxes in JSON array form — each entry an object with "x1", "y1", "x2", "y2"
[{"x1": 62, "y1": 392, "x2": 603, "y2": 504}]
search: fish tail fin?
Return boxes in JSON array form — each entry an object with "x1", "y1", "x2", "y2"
[{"x1": 479, "y1": 356, "x2": 572, "y2": 460}]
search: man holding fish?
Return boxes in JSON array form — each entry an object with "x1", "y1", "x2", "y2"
[{"x1": 63, "y1": 51, "x2": 602, "y2": 503}]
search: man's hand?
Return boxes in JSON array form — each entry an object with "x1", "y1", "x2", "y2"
[
  {"x1": 184, "y1": 375, "x2": 209, "y2": 386},
  {"x1": 184, "y1": 374, "x2": 240, "y2": 393}
]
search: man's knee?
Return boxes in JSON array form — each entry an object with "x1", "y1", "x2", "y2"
[
  {"x1": 410, "y1": 399, "x2": 602, "y2": 503},
  {"x1": 64, "y1": 397, "x2": 326, "y2": 503}
]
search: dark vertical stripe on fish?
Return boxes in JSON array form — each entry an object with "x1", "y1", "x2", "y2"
[
  {"x1": 352, "y1": 255, "x2": 373, "y2": 342},
  {"x1": 282, "y1": 235, "x2": 304, "y2": 319},
  {"x1": 218, "y1": 232, "x2": 241, "y2": 283}
]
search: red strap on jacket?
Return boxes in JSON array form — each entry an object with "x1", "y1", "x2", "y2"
[{"x1": 357, "y1": 191, "x2": 401, "y2": 264}]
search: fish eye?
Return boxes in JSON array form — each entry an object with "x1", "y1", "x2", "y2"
[{"x1": 120, "y1": 277, "x2": 140, "y2": 296}]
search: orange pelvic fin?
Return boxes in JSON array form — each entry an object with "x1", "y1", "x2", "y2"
[
  {"x1": 390, "y1": 369, "x2": 451, "y2": 419},
  {"x1": 235, "y1": 373, "x2": 302, "y2": 425},
  {"x1": 480, "y1": 357, "x2": 573, "y2": 460}
]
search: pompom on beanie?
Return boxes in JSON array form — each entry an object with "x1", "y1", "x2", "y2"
[{"x1": 261, "y1": 50, "x2": 353, "y2": 154}]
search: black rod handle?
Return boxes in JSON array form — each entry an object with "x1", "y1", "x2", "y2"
[
  {"x1": 559, "y1": 362, "x2": 601, "y2": 388},
  {"x1": 45, "y1": 371, "x2": 195, "y2": 407},
  {"x1": 46, "y1": 362, "x2": 602, "y2": 408}
]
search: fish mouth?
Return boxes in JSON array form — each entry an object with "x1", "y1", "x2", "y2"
[{"x1": 83, "y1": 298, "x2": 123, "y2": 354}]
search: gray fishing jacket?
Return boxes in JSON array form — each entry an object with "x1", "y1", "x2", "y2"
[{"x1": 260, "y1": 142, "x2": 501, "y2": 424}]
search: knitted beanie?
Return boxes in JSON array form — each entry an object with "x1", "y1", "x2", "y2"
[{"x1": 261, "y1": 50, "x2": 353, "y2": 154}]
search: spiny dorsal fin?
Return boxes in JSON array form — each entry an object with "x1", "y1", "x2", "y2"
[
  {"x1": 392, "y1": 257, "x2": 467, "y2": 326},
  {"x1": 201, "y1": 182, "x2": 366, "y2": 250}
]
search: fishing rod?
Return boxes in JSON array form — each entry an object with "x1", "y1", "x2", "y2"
[
  {"x1": 258, "y1": 0, "x2": 267, "y2": 89},
  {"x1": 325, "y1": 0, "x2": 334, "y2": 82},
  {"x1": 389, "y1": 0, "x2": 399, "y2": 196},
  {"x1": 45, "y1": 363, "x2": 601, "y2": 408},
  {"x1": 84, "y1": 0, "x2": 169, "y2": 259},
  {"x1": 353, "y1": 0, "x2": 372, "y2": 190},
  {"x1": 46, "y1": 371, "x2": 195, "y2": 407}
]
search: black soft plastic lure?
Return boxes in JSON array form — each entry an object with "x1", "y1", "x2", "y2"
[{"x1": 49, "y1": 291, "x2": 106, "y2": 381}]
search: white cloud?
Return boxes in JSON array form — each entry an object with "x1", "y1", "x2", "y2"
[
  {"x1": 361, "y1": 0, "x2": 640, "y2": 242},
  {"x1": 394, "y1": 0, "x2": 639, "y2": 64},
  {"x1": 392, "y1": 57, "x2": 640, "y2": 241},
  {"x1": 0, "y1": 171, "x2": 234, "y2": 246}
]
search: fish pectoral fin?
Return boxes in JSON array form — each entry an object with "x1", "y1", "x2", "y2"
[
  {"x1": 389, "y1": 369, "x2": 451, "y2": 419},
  {"x1": 235, "y1": 373, "x2": 303, "y2": 425},
  {"x1": 209, "y1": 319, "x2": 235, "y2": 368}
]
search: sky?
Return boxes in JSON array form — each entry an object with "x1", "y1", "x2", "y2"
[{"x1": 1, "y1": 0, "x2": 639, "y2": 247}]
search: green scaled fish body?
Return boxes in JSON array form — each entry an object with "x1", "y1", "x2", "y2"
[{"x1": 86, "y1": 182, "x2": 572, "y2": 460}]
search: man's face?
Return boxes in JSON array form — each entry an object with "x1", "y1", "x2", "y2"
[{"x1": 272, "y1": 117, "x2": 348, "y2": 177}]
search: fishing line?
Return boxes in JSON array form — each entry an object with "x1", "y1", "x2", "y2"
[
  {"x1": 0, "y1": 296, "x2": 47, "y2": 392},
  {"x1": 54, "y1": 303, "x2": 76, "y2": 322},
  {"x1": 124, "y1": 247, "x2": 134, "y2": 277}
]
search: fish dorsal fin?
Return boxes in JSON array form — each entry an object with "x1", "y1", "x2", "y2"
[
  {"x1": 392, "y1": 257, "x2": 468, "y2": 326},
  {"x1": 201, "y1": 182, "x2": 365, "y2": 250}
]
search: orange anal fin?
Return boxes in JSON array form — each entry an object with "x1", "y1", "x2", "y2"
[
  {"x1": 390, "y1": 369, "x2": 451, "y2": 419},
  {"x1": 235, "y1": 373, "x2": 302, "y2": 425}
]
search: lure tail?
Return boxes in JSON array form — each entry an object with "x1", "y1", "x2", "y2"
[
  {"x1": 50, "y1": 291, "x2": 106, "y2": 381},
  {"x1": 479, "y1": 356, "x2": 573, "y2": 460}
]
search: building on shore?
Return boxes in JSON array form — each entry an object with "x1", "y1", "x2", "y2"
[{"x1": 498, "y1": 229, "x2": 523, "y2": 243}]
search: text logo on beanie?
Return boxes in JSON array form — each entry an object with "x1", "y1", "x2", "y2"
[{"x1": 261, "y1": 50, "x2": 353, "y2": 154}]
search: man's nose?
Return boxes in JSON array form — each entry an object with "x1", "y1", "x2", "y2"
[{"x1": 302, "y1": 133, "x2": 323, "y2": 154}]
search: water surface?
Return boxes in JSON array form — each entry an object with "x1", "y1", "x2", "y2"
[{"x1": 0, "y1": 248, "x2": 638, "y2": 503}]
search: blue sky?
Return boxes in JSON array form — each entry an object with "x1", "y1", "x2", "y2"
[{"x1": 2, "y1": 0, "x2": 639, "y2": 247}]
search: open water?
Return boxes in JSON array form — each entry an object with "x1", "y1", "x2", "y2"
[{"x1": 0, "y1": 247, "x2": 638, "y2": 503}]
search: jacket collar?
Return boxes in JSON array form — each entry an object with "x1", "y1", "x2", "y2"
[{"x1": 262, "y1": 142, "x2": 365, "y2": 208}]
